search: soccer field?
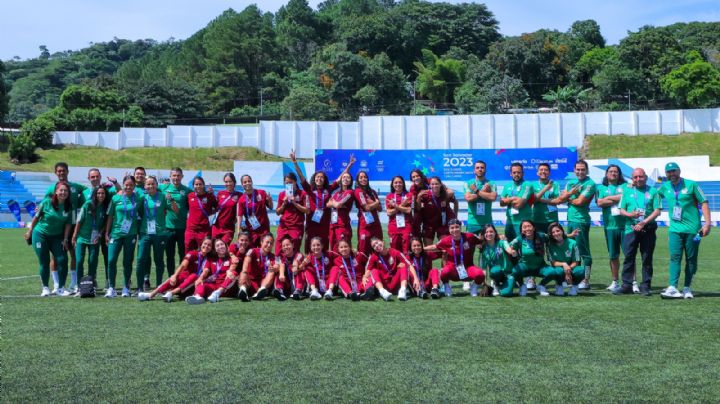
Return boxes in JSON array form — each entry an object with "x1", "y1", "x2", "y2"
[{"x1": 2, "y1": 227, "x2": 719, "y2": 402}]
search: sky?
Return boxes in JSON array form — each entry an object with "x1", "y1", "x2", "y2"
[{"x1": 2, "y1": 0, "x2": 719, "y2": 61}]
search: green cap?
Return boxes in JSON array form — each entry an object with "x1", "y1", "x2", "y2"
[{"x1": 665, "y1": 162, "x2": 680, "y2": 172}]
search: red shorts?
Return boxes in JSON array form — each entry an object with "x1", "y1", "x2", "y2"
[
  {"x1": 389, "y1": 230, "x2": 412, "y2": 254},
  {"x1": 422, "y1": 225, "x2": 448, "y2": 243},
  {"x1": 185, "y1": 229, "x2": 211, "y2": 252},
  {"x1": 329, "y1": 266, "x2": 365, "y2": 296},
  {"x1": 329, "y1": 225, "x2": 352, "y2": 252},
  {"x1": 276, "y1": 226, "x2": 303, "y2": 255},
  {"x1": 211, "y1": 228, "x2": 234, "y2": 245},
  {"x1": 357, "y1": 226, "x2": 383, "y2": 256},
  {"x1": 409, "y1": 268, "x2": 440, "y2": 291}
]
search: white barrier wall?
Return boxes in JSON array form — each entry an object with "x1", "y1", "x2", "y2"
[{"x1": 53, "y1": 108, "x2": 720, "y2": 157}]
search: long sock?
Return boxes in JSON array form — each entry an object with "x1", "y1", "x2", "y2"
[
  {"x1": 70, "y1": 270, "x2": 77, "y2": 287},
  {"x1": 584, "y1": 266, "x2": 591, "y2": 280},
  {"x1": 51, "y1": 271, "x2": 60, "y2": 288}
]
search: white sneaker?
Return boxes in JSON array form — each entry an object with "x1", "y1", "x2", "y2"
[
  {"x1": 555, "y1": 284, "x2": 565, "y2": 296},
  {"x1": 682, "y1": 287, "x2": 694, "y2": 299},
  {"x1": 163, "y1": 291, "x2": 173, "y2": 303},
  {"x1": 462, "y1": 281, "x2": 471, "y2": 292},
  {"x1": 121, "y1": 287, "x2": 131, "y2": 297},
  {"x1": 492, "y1": 287, "x2": 499, "y2": 297},
  {"x1": 443, "y1": 283, "x2": 452, "y2": 297},
  {"x1": 68, "y1": 282, "x2": 78, "y2": 293},
  {"x1": 57, "y1": 287, "x2": 71, "y2": 297},
  {"x1": 137, "y1": 292, "x2": 152, "y2": 301},
  {"x1": 51, "y1": 287, "x2": 58, "y2": 295},
  {"x1": 519, "y1": 284, "x2": 527, "y2": 297},
  {"x1": 40, "y1": 287, "x2": 51, "y2": 297},
  {"x1": 469, "y1": 283, "x2": 479, "y2": 297},
  {"x1": 661, "y1": 286, "x2": 683, "y2": 299},
  {"x1": 398, "y1": 287, "x2": 407, "y2": 301},
  {"x1": 104, "y1": 287, "x2": 117, "y2": 298},
  {"x1": 324, "y1": 290, "x2": 333, "y2": 301},
  {"x1": 208, "y1": 291, "x2": 221, "y2": 303},
  {"x1": 185, "y1": 295, "x2": 205, "y2": 305},
  {"x1": 569, "y1": 285, "x2": 578, "y2": 296},
  {"x1": 309, "y1": 289, "x2": 322, "y2": 300},
  {"x1": 537, "y1": 285, "x2": 549, "y2": 297},
  {"x1": 632, "y1": 281, "x2": 640, "y2": 294},
  {"x1": 606, "y1": 281, "x2": 618, "y2": 291},
  {"x1": 379, "y1": 288, "x2": 393, "y2": 301},
  {"x1": 578, "y1": 279, "x2": 590, "y2": 290}
]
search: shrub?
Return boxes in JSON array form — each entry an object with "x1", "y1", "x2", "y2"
[
  {"x1": 20, "y1": 116, "x2": 55, "y2": 148},
  {"x1": 8, "y1": 132, "x2": 36, "y2": 163}
]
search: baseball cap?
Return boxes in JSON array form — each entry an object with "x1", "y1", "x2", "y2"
[{"x1": 664, "y1": 162, "x2": 680, "y2": 172}]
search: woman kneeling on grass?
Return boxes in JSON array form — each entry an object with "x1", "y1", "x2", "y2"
[
  {"x1": 362, "y1": 237, "x2": 420, "y2": 301},
  {"x1": 299, "y1": 236, "x2": 335, "y2": 300},
  {"x1": 406, "y1": 237, "x2": 442, "y2": 299},
  {"x1": 325, "y1": 239, "x2": 368, "y2": 301},
  {"x1": 185, "y1": 238, "x2": 240, "y2": 304},
  {"x1": 508, "y1": 220, "x2": 564, "y2": 297},
  {"x1": 237, "y1": 233, "x2": 282, "y2": 302},
  {"x1": 479, "y1": 224, "x2": 516, "y2": 297},
  {"x1": 547, "y1": 222, "x2": 583, "y2": 296},
  {"x1": 425, "y1": 219, "x2": 484, "y2": 297},
  {"x1": 138, "y1": 237, "x2": 213, "y2": 302},
  {"x1": 275, "y1": 236, "x2": 305, "y2": 301}
]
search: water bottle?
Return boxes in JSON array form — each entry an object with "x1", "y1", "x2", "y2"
[{"x1": 692, "y1": 232, "x2": 702, "y2": 244}]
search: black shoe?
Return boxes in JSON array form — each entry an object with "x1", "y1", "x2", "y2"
[
  {"x1": 639, "y1": 286, "x2": 652, "y2": 296},
  {"x1": 612, "y1": 285, "x2": 633, "y2": 295},
  {"x1": 238, "y1": 288, "x2": 250, "y2": 302},
  {"x1": 430, "y1": 288, "x2": 440, "y2": 299},
  {"x1": 419, "y1": 291, "x2": 429, "y2": 299},
  {"x1": 272, "y1": 289, "x2": 287, "y2": 301},
  {"x1": 253, "y1": 288, "x2": 268, "y2": 300},
  {"x1": 291, "y1": 289, "x2": 301, "y2": 300},
  {"x1": 349, "y1": 292, "x2": 360, "y2": 301},
  {"x1": 143, "y1": 279, "x2": 151, "y2": 291},
  {"x1": 363, "y1": 286, "x2": 377, "y2": 300}
]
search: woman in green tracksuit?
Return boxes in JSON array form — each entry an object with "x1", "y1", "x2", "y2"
[
  {"x1": 479, "y1": 223, "x2": 515, "y2": 297},
  {"x1": 25, "y1": 182, "x2": 73, "y2": 296},
  {"x1": 508, "y1": 220, "x2": 563, "y2": 297},
  {"x1": 136, "y1": 175, "x2": 179, "y2": 293},
  {"x1": 547, "y1": 222, "x2": 583, "y2": 297},
  {"x1": 72, "y1": 186, "x2": 110, "y2": 285},
  {"x1": 105, "y1": 175, "x2": 142, "y2": 298}
]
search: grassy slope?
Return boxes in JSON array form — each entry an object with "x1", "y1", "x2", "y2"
[
  {"x1": 584, "y1": 132, "x2": 720, "y2": 165},
  {"x1": 2, "y1": 227, "x2": 719, "y2": 402}
]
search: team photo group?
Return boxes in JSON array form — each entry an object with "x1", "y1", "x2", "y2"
[{"x1": 25, "y1": 150, "x2": 712, "y2": 303}]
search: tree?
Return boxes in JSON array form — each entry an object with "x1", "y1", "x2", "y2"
[
  {"x1": 414, "y1": 49, "x2": 466, "y2": 105},
  {"x1": 276, "y1": 0, "x2": 327, "y2": 70},
  {"x1": 661, "y1": 51, "x2": 720, "y2": 108},
  {"x1": 455, "y1": 59, "x2": 530, "y2": 113},
  {"x1": 0, "y1": 61, "x2": 8, "y2": 123},
  {"x1": 20, "y1": 116, "x2": 55, "y2": 148},
  {"x1": 542, "y1": 85, "x2": 591, "y2": 112}
]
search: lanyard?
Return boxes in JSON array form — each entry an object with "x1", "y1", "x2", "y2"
[
  {"x1": 452, "y1": 235, "x2": 464, "y2": 267},
  {"x1": 283, "y1": 254, "x2": 295, "y2": 285},
  {"x1": 121, "y1": 194, "x2": 136, "y2": 220},
  {"x1": 195, "y1": 192, "x2": 210, "y2": 218},
  {"x1": 313, "y1": 254, "x2": 325, "y2": 281},
  {"x1": 511, "y1": 181, "x2": 521, "y2": 197},
  {"x1": 341, "y1": 256, "x2": 357, "y2": 291},
  {"x1": 245, "y1": 191, "x2": 256, "y2": 217},
  {"x1": 378, "y1": 253, "x2": 392, "y2": 274},
  {"x1": 315, "y1": 190, "x2": 325, "y2": 210},
  {"x1": 413, "y1": 256, "x2": 424, "y2": 284},
  {"x1": 671, "y1": 179, "x2": 684, "y2": 206},
  {"x1": 144, "y1": 193, "x2": 159, "y2": 220},
  {"x1": 214, "y1": 259, "x2": 225, "y2": 275},
  {"x1": 260, "y1": 251, "x2": 269, "y2": 276},
  {"x1": 394, "y1": 192, "x2": 405, "y2": 205},
  {"x1": 217, "y1": 191, "x2": 237, "y2": 211},
  {"x1": 484, "y1": 244, "x2": 498, "y2": 266},
  {"x1": 196, "y1": 255, "x2": 206, "y2": 276},
  {"x1": 431, "y1": 192, "x2": 440, "y2": 208}
]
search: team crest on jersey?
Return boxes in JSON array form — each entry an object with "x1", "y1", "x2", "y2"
[
  {"x1": 463, "y1": 242, "x2": 470, "y2": 250},
  {"x1": 202, "y1": 197, "x2": 207, "y2": 203},
  {"x1": 232, "y1": 195, "x2": 239, "y2": 201},
  {"x1": 324, "y1": 257, "x2": 330, "y2": 265},
  {"x1": 180, "y1": 191, "x2": 186, "y2": 196},
  {"x1": 256, "y1": 194, "x2": 262, "y2": 202},
  {"x1": 388, "y1": 257, "x2": 394, "y2": 265},
  {"x1": 351, "y1": 258, "x2": 357, "y2": 266},
  {"x1": 565, "y1": 250, "x2": 572, "y2": 257}
]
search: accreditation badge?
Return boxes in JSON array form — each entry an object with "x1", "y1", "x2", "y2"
[
  {"x1": 331, "y1": 209, "x2": 338, "y2": 224},
  {"x1": 147, "y1": 219, "x2": 157, "y2": 235},
  {"x1": 672, "y1": 206, "x2": 682, "y2": 221},
  {"x1": 611, "y1": 206, "x2": 620, "y2": 216},
  {"x1": 120, "y1": 219, "x2": 132, "y2": 234},
  {"x1": 248, "y1": 215, "x2": 261, "y2": 230},
  {"x1": 476, "y1": 203, "x2": 485, "y2": 216},
  {"x1": 91, "y1": 230, "x2": 100, "y2": 244},
  {"x1": 363, "y1": 211, "x2": 375, "y2": 225},
  {"x1": 312, "y1": 209, "x2": 323, "y2": 223},
  {"x1": 395, "y1": 214, "x2": 406, "y2": 228},
  {"x1": 510, "y1": 208, "x2": 519, "y2": 215},
  {"x1": 456, "y1": 264, "x2": 468, "y2": 280}
]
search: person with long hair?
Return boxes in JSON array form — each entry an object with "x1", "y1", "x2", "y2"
[
  {"x1": 185, "y1": 176, "x2": 217, "y2": 252},
  {"x1": 186, "y1": 238, "x2": 241, "y2": 304},
  {"x1": 237, "y1": 233, "x2": 281, "y2": 301},
  {"x1": 194, "y1": 232, "x2": 253, "y2": 301},
  {"x1": 159, "y1": 167, "x2": 192, "y2": 282},
  {"x1": 105, "y1": 176, "x2": 143, "y2": 297},
  {"x1": 274, "y1": 236, "x2": 306, "y2": 301},
  {"x1": 275, "y1": 172, "x2": 309, "y2": 254},
  {"x1": 298, "y1": 236, "x2": 335, "y2": 300},
  {"x1": 25, "y1": 182, "x2": 73, "y2": 296},
  {"x1": 325, "y1": 239, "x2": 367, "y2": 301},
  {"x1": 417, "y1": 176, "x2": 458, "y2": 245},
  {"x1": 406, "y1": 237, "x2": 442, "y2": 299},
  {"x1": 290, "y1": 150, "x2": 355, "y2": 253},
  {"x1": 72, "y1": 186, "x2": 110, "y2": 287},
  {"x1": 547, "y1": 222, "x2": 583, "y2": 296},
  {"x1": 138, "y1": 237, "x2": 214, "y2": 302},
  {"x1": 425, "y1": 219, "x2": 484, "y2": 297},
  {"x1": 327, "y1": 171, "x2": 355, "y2": 252},
  {"x1": 136, "y1": 175, "x2": 179, "y2": 292},
  {"x1": 479, "y1": 224, "x2": 516, "y2": 297},
  {"x1": 211, "y1": 173, "x2": 242, "y2": 244},
  {"x1": 408, "y1": 168, "x2": 430, "y2": 239},
  {"x1": 595, "y1": 164, "x2": 629, "y2": 291},
  {"x1": 363, "y1": 237, "x2": 419, "y2": 301},
  {"x1": 237, "y1": 174, "x2": 273, "y2": 247},
  {"x1": 354, "y1": 171, "x2": 383, "y2": 255},
  {"x1": 508, "y1": 220, "x2": 564, "y2": 297},
  {"x1": 386, "y1": 175, "x2": 413, "y2": 253}
]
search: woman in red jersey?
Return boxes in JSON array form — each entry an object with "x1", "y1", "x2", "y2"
[
  {"x1": 325, "y1": 239, "x2": 367, "y2": 301},
  {"x1": 185, "y1": 177, "x2": 217, "y2": 251},
  {"x1": 327, "y1": 171, "x2": 355, "y2": 252},
  {"x1": 425, "y1": 219, "x2": 484, "y2": 298},
  {"x1": 237, "y1": 233, "x2": 281, "y2": 301},
  {"x1": 138, "y1": 237, "x2": 213, "y2": 302},
  {"x1": 408, "y1": 169, "x2": 430, "y2": 238},
  {"x1": 362, "y1": 237, "x2": 420, "y2": 302},
  {"x1": 354, "y1": 171, "x2": 383, "y2": 256},
  {"x1": 274, "y1": 236, "x2": 306, "y2": 301},
  {"x1": 185, "y1": 238, "x2": 240, "y2": 304},
  {"x1": 417, "y1": 176, "x2": 458, "y2": 245},
  {"x1": 211, "y1": 173, "x2": 241, "y2": 244},
  {"x1": 406, "y1": 237, "x2": 442, "y2": 299},
  {"x1": 299, "y1": 237, "x2": 335, "y2": 301},
  {"x1": 200, "y1": 232, "x2": 252, "y2": 299},
  {"x1": 237, "y1": 175, "x2": 273, "y2": 247},
  {"x1": 275, "y1": 172, "x2": 309, "y2": 254},
  {"x1": 386, "y1": 175, "x2": 413, "y2": 253}
]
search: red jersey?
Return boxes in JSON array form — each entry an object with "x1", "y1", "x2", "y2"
[
  {"x1": 203, "y1": 255, "x2": 232, "y2": 283},
  {"x1": 182, "y1": 250, "x2": 210, "y2": 276},
  {"x1": 237, "y1": 189, "x2": 271, "y2": 231},
  {"x1": 302, "y1": 251, "x2": 336, "y2": 281},
  {"x1": 385, "y1": 191, "x2": 413, "y2": 234},
  {"x1": 436, "y1": 233, "x2": 480, "y2": 268},
  {"x1": 187, "y1": 192, "x2": 218, "y2": 231},
  {"x1": 367, "y1": 248, "x2": 410, "y2": 275},
  {"x1": 245, "y1": 247, "x2": 277, "y2": 281},
  {"x1": 228, "y1": 242, "x2": 249, "y2": 258},
  {"x1": 330, "y1": 189, "x2": 354, "y2": 228},
  {"x1": 354, "y1": 188, "x2": 381, "y2": 227},
  {"x1": 332, "y1": 251, "x2": 367, "y2": 281},
  {"x1": 301, "y1": 179, "x2": 339, "y2": 227},
  {"x1": 419, "y1": 192, "x2": 455, "y2": 227},
  {"x1": 213, "y1": 190, "x2": 241, "y2": 231},
  {"x1": 406, "y1": 251, "x2": 441, "y2": 274},
  {"x1": 278, "y1": 189, "x2": 309, "y2": 229}
]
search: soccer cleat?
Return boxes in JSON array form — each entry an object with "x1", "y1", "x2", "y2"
[
  {"x1": 348, "y1": 292, "x2": 359, "y2": 301},
  {"x1": 207, "y1": 291, "x2": 221, "y2": 303},
  {"x1": 291, "y1": 289, "x2": 302, "y2": 300},
  {"x1": 137, "y1": 292, "x2": 152, "y2": 301},
  {"x1": 272, "y1": 289, "x2": 287, "y2": 301},
  {"x1": 525, "y1": 277, "x2": 536, "y2": 291},
  {"x1": 40, "y1": 287, "x2": 51, "y2": 297},
  {"x1": 430, "y1": 288, "x2": 440, "y2": 299},
  {"x1": 163, "y1": 291, "x2": 174, "y2": 303},
  {"x1": 660, "y1": 286, "x2": 683, "y2": 299},
  {"x1": 469, "y1": 283, "x2": 479, "y2": 297},
  {"x1": 363, "y1": 286, "x2": 377, "y2": 300},
  {"x1": 253, "y1": 287, "x2": 268, "y2": 300},
  {"x1": 121, "y1": 287, "x2": 131, "y2": 298},
  {"x1": 398, "y1": 287, "x2": 407, "y2": 301},
  {"x1": 309, "y1": 289, "x2": 322, "y2": 300},
  {"x1": 537, "y1": 285, "x2": 549, "y2": 297},
  {"x1": 104, "y1": 287, "x2": 117, "y2": 298},
  {"x1": 238, "y1": 286, "x2": 250, "y2": 302},
  {"x1": 568, "y1": 285, "x2": 578, "y2": 296},
  {"x1": 185, "y1": 295, "x2": 205, "y2": 305},
  {"x1": 379, "y1": 288, "x2": 393, "y2": 301},
  {"x1": 682, "y1": 287, "x2": 694, "y2": 299},
  {"x1": 443, "y1": 283, "x2": 453, "y2": 297},
  {"x1": 419, "y1": 291, "x2": 428, "y2": 299},
  {"x1": 519, "y1": 284, "x2": 528, "y2": 297},
  {"x1": 555, "y1": 284, "x2": 565, "y2": 296},
  {"x1": 632, "y1": 281, "x2": 640, "y2": 294},
  {"x1": 606, "y1": 280, "x2": 618, "y2": 291},
  {"x1": 577, "y1": 279, "x2": 590, "y2": 290},
  {"x1": 462, "y1": 281, "x2": 471, "y2": 292},
  {"x1": 323, "y1": 290, "x2": 333, "y2": 301}
]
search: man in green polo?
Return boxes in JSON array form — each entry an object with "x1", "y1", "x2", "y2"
[
  {"x1": 658, "y1": 162, "x2": 711, "y2": 299},
  {"x1": 499, "y1": 162, "x2": 532, "y2": 242}
]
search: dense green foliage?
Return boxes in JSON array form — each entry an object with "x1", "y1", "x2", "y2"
[{"x1": 2, "y1": 1, "x2": 719, "y2": 129}]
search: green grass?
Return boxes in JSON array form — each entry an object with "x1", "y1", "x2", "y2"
[
  {"x1": 2, "y1": 227, "x2": 719, "y2": 401},
  {"x1": 0, "y1": 145, "x2": 289, "y2": 172},
  {"x1": 585, "y1": 132, "x2": 720, "y2": 165}
]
